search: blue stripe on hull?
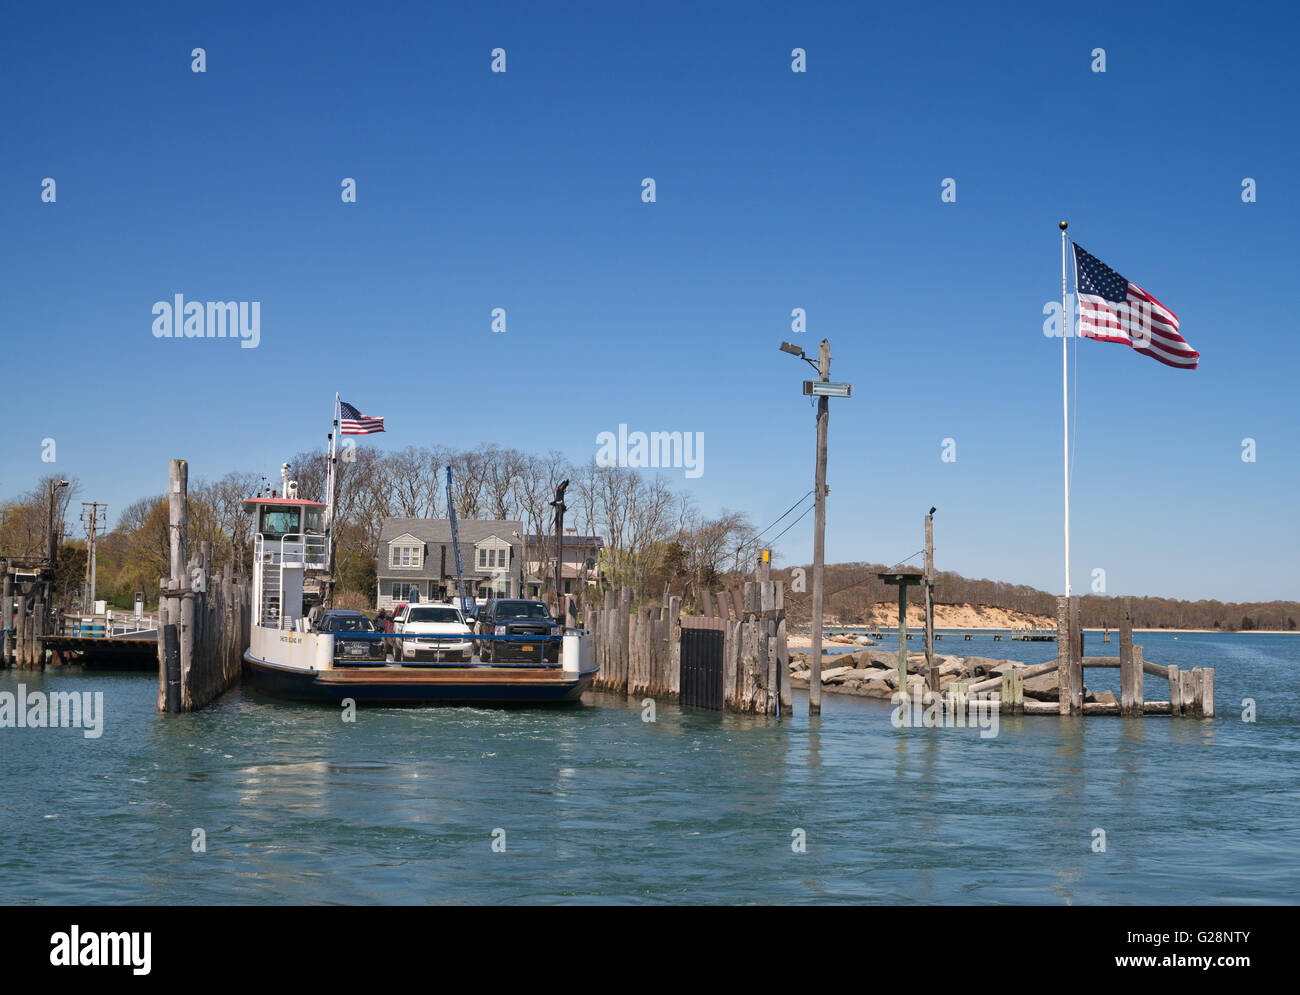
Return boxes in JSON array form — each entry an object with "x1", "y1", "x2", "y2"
[{"x1": 243, "y1": 652, "x2": 593, "y2": 706}]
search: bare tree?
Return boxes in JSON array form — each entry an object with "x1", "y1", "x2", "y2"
[{"x1": 387, "y1": 446, "x2": 440, "y2": 518}]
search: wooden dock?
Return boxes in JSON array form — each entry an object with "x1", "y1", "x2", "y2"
[{"x1": 962, "y1": 597, "x2": 1212, "y2": 717}]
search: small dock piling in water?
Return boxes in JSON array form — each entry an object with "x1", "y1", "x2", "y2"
[
  {"x1": 155, "y1": 459, "x2": 250, "y2": 712},
  {"x1": 959, "y1": 596, "x2": 1212, "y2": 718}
]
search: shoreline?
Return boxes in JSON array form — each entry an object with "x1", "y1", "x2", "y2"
[{"x1": 787, "y1": 627, "x2": 1297, "y2": 649}]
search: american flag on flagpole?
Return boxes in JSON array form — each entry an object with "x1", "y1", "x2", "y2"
[
  {"x1": 1073, "y1": 243, "x2": 1199, "y2": 369},
  {"x1": 339, "y1": 400, "x2": 385, "y2": 434}
]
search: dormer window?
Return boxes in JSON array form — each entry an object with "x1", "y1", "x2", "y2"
[
  {"x1": 475, "y1": 536, "x2": 511, "y2": 570},
  {"x1": 390, "y1": 542, "x2": 423, "y2": 569},
  {"x1": 477, "y1": 547, "x2": 509, "y2": 569}
]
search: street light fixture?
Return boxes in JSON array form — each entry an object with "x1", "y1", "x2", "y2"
[
  {"x1": 779, "y1": 341, "x2": 820, "y2": 372},
  {"x1": 779, "y1": 339, "x2": 852, "y2": 716},
  {"x1": 802, "y1": 381, "x2": 852, "y2": 398}
]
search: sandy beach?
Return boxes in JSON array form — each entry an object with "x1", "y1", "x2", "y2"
[{"x1": 785, "y1": 624, "x2": 1294, "y2": 647}]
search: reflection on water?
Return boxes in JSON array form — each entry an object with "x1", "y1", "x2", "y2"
[{"x1": 0, "y1": 632, "x2": 1296, "y2": 905}]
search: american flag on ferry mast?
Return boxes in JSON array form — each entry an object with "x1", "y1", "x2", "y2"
[
  {"x1": 339, "y1": 400, "x2": 385, "y2": 434},
  {"x1": 1073, "y1": 243, "x2": 1199, "y2": 370}
]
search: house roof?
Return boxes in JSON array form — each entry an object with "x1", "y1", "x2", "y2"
[
  {"x1": 377, "y1": 517, "x2": 525, "y2": 582},
  {"x1": 523, "y1": 534, "x2": 603, "y2": 548},
  {"x1": 380, "y1": 518, "x2": 523, "y2": 545}
]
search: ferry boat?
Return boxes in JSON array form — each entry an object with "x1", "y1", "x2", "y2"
[{"x1": 241, "y1": 464, "x2": 596, "y2": 704}]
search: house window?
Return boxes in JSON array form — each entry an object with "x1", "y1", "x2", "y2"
[
  {"x1": 390, "y1": 544, "x2": 421, "y2": 568},
  {"x1": 477, "y1": 546, "x2": 508, "y2": 569},
  {"x1": 391, "y1": 582, "x2": 419, "y2": 602}
]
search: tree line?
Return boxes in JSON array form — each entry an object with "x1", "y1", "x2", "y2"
[
  {"x1": 774, "y1": 561, "x2": 1300, "y2": 631},
  {"x1": 3, "y1": 463, "x2": 1295, "y2": 630},
  {"x1": 0, "y1": 448, "x2": 758, "y2": 611}
]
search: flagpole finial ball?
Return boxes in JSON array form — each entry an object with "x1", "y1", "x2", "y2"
[{"x1": 1059, "y1": 221, "x2": 1068, "y2": 230}]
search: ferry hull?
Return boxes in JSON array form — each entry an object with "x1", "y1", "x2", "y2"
[{"x1": 243, "y1": 651, "x2": 595, "y2": 705}]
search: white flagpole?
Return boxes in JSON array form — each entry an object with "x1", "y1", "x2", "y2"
[
  {"x1": 325, "y1": 392, "x2": 339, "y2": 531},
  {"x1": 1060, "y1": 221, "x2": 1071, "y2": 598},
  {"x1": 323, "y1": 392, "x2": 340, "y2": 601}
]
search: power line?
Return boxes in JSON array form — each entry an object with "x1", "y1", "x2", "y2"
[
  {"x1": 751, "y1": 490, "x2": 813, "y2": 543},
  {"x1": 766, "y1": 504, "x2": 814, "y2": 546},
  {"x1": 735, "y1": 489, "x2": 814, "y2": 561}
]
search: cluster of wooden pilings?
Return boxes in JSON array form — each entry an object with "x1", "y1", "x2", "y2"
[
  {"x1": 954, "y1": 595, "x2": 1213, "y2": 717},
  {"x1": 0, "y1": 559, "x2": 49, "y2": 670},
  {"x1": 584, "y1": 580, "x2": 791, "y2": 715},
  {"x1": 587, "y1": 589, "x2": 679, "y2": 698},
  {"x1": 155, "y1": 459, "x2": 250, "y2": 713}
]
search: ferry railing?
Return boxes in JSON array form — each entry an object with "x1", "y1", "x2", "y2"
[
  {"x1": 253, "y1": 532, "x2": 329, "y2": 628},
  {"x1": 58, "y1": 612, "x2": 160, "y2": 638},
  {"x1": 255, "y1": 532, "x2": 328, "y2": 569}
]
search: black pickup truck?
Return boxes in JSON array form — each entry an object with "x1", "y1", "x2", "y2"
[{"x1": 476, "y1": 599, "x2": 562, "y2": 663}]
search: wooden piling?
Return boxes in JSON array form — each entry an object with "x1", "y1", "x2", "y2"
[
  {"x1": 723, "y1": 618, "x2": 740, "y2": 709},
  {"x1": 1068, "y1": 596, "x2": 1082, "y2": 713},
  {"x1": 1167, "y1": 664, "x2": 1181, "y2": 717},
  {"x1": 949, "y1": 682, "x2": 968, "y2": 726},
  {"x1": 775, "y1": 582, "x2": 791, "y2": 715},
  {"x1": 1056, "y1": 597, "x2": 1071, "y2": 715},
  {"x1": 1, "y1": 568, "x2": 12, "y2": 667},
  {"x1": 16, "y1": 594, "x2": 29, "y2": 669},
  {"x1": 154, "y1": 459, "x2": 250, "y2": 712},
  {"x1": 667, "y1": 595, "x2": 681, "y2": 701},
  {"x1": 1183, "y1": 669, "x2": 1199, "y2": 719},
  {"x1": 1000, "y1": 669, "x2": 1023, "y2": 714},
  {"x1": 714, "y1": 589, "x2": 729, "y2": 620},
  {"x1": 1119, "y1": 597, "x2": 1144, "y2": 716},
  {"x1": 617, "y1": 587, "x2": 631, "y2": 695},
  {"x1": 32, "y1": 598, "x2": 45, "y2": 669},
  {"x1": 597, "y1": 589, "x2": 614, "y2": 688}
]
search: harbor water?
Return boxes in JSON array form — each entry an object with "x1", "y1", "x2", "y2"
[{"x1": 1, "y1": 631, "x2": 1296, "y2": 904}]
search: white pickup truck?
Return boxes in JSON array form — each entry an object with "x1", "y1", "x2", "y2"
[{"x1": 389, "y1": 603, "x2": 475, "y2": 663}]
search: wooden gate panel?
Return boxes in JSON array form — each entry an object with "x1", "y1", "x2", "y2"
[{"x1": 680, "y1": 625, "x2": 723, "y2": 710}]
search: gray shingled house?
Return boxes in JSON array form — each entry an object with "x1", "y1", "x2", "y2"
[
  {"x1": 523, "y1": 533, "x2": 604, "y2": 597},
  {"x1": 376, "y1": 517, "x2": 525, "y2": 610}
]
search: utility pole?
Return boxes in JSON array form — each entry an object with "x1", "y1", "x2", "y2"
[
  {"x1": 81, "y1": 502, "x2": 107, "y2": 613},
  {"x1": 925, "y1": 508, "x2": 937, "y2": 692},
  {"x1": 779, "y1": 337, "x2": 849, "y2": 717},
  {"x1": 809, "y1": 339, "x2": 831, "y2": 715}
]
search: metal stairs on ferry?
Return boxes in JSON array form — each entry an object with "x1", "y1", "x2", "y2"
[{"x1": 261, "y1": 559, "x2": 282, "y2": 627}]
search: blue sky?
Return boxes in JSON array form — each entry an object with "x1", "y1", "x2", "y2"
[{"x1": 2, "y1": 1, "x2": 1296, "y2": 601}]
